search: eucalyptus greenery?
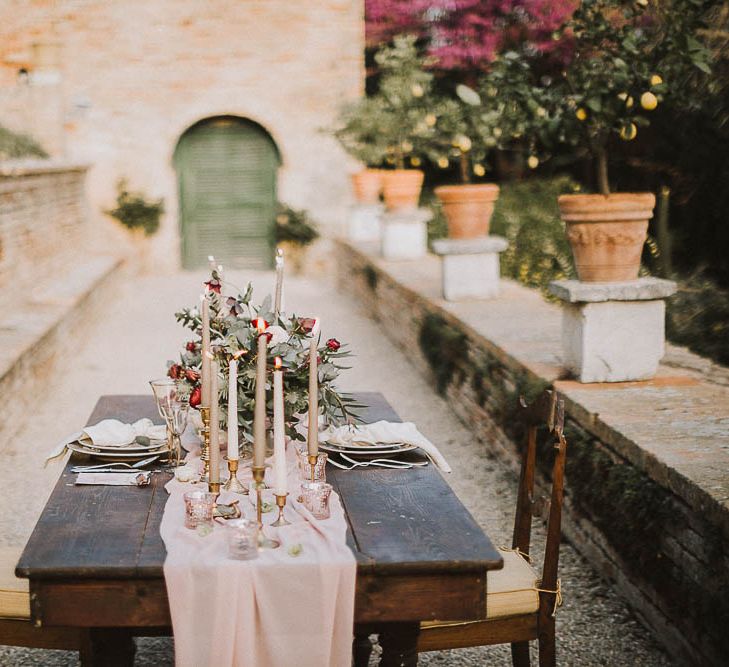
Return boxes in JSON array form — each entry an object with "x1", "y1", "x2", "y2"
[{"x1": 167, "y1": 270, "x2": 359, "y2": 446}]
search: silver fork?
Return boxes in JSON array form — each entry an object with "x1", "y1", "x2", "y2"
[
  {"x1": 71, "y1": 455, "x2": 160, "y2": 473},
  {"x1": 338, "y1": 453, "x2": 427, "y2": 469}
]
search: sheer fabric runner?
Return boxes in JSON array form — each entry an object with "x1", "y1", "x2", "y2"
[{"x1": 160, "y1": 445, "x2": 356, "y2": 667}]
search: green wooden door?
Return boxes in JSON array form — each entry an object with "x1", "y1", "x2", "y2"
[{"x1": 175, "y1": 118, "x2": 279, "y2": 269}]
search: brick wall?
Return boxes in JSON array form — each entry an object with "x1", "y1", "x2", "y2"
[
  {"x1": 0, "y1": 1, "x2": 365, "y2": 270},
  {"x1": 0, "y1": 161, "x2": 90, "y2": 291},
  {"x1": 337, "y1": 240, "x2": 729, "y2": 666}
]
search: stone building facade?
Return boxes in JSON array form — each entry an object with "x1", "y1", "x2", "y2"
[{"x1": 0, "y1": 0, "x2": 364, "y2": 269}]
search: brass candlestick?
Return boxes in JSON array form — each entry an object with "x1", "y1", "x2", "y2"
[
  {"x1": 251, "y1": 466, "x2": 280, "y2": 550},
  {"x1": 223, "y1": 457, "x2": 247, "y2": 494},
  {"x1": 208, "y1": 481, "x2": 221, "y2": 494},
  {"x1": 199, "y1": 406, "x2": 211, "y2": 483},
  {"x1": 271, "y1": 493, "x2": 291, "y2": 527},
  {"x1": 308, "y1": 454, "x2": 318, "y2": 482}
]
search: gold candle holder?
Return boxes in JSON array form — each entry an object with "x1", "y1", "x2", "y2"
[
  {"x1": 271, "y1": 492, "x2": 291, "y2": 527},
  {"x1": 251, "y1": 466, "x2": 280, "y2": 550},
  {"x1": 199, "y1": 406, "x2": 211, "y2": 483},
  {"x1": 208, "y1": 481, "x2": 221, "y2": 495},
  {"x1": 308, "y1": 454, "x2": 318, "y2": 482},
  {"x1": 223, "y1": 457, "x2": 247, "y2": 494}
]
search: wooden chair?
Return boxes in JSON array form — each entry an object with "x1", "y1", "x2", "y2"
[{"x1": 418, "y1": 389, "x2": 567, "y2": 666}]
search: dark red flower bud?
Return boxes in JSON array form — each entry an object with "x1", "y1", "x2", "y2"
[
  {"x1": 326, "y1": 338, "x2": 341, "y2": 351},
  {"x1": 298, "y1": 317, "x2": 317, "y2": 333},
  {"x1": 205, "y1": 279, "x2": 221, "y2": 294},
  {"x1": 189, "y1": 385, "x2": 202, "y2": 408},
  {"x1": 186, "y1": 341, "x2": 197, "y2": 352},
  {"x1": 168, "y1": 364, "x2": 183, "y2": 379},
  {"x1": 185, "y1": 369, "x2": 200, "y2": 383}
]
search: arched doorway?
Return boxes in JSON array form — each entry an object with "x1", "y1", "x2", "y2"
[{"x1": 174, "y1": 116, "x2": 281, "y2": 270}]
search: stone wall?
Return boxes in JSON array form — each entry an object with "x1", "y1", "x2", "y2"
[
  {"x1": 0, "y1": 1, "x2": 365, "y2": 270},
  {"x1": 0, "y1": 161, "x2": 90, "y2": 291},
  {"x1": 336, "y1": 240, "x2": 729, "y2": 666}
]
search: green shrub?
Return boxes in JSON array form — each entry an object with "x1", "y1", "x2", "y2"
[
  {"x1": 105, "y1": 179, "x2": 164, "y2": 236},
  {"x1": 275, "y1": 204, "x2": 319, "y2": 247},
  {"x1": 0, "y1": 125, "x2": 48, "y2": 159},
  {"x1": 490, "y1": 176, "x2": 579, "y2": 290}
]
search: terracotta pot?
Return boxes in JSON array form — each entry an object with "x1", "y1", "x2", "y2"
[
  {"x1": 434, "y1": 183, "x2": 500, "y2": 239},
  {"x1": 558, "y1": 193, "x2": 656, "y2": 282},
  {"x1": 381, "y1": 169, "x2": 424, "y2": 211},
  {"x1": 350, "y1": 169, "x2": 382, "y2": 205}
]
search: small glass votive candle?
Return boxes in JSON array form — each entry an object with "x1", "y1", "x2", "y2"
[
  {"x1": 184, "y1": 491, "x2": 216, "y2": 530},
  {"x1": 225, "y1": 518, "x2": 259, "y2": 560},
  {"x1": 300, "y1": 481, "x2": 333, "y2": 520},
  {"x1": 297, "y1": 447, "x2": 327, "y2": 482}
]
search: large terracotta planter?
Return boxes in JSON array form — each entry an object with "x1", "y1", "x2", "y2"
[
  {"x1": 558, "y1": 193, "x2": 656, "y2": 282},
  {"x1": 381, "y1": 169, "x2": 424, "y2": 211},
  {"x1": 434, "y1": 183, "x2": 500, "y2": 239},
  {"x1": 350, "y1": 169, "x2": 382, "y2": 205}
]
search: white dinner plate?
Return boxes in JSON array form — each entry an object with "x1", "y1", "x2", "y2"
[
  {"x1": 67, "y1": 441, "x2": 169, "y2": 461},
  {"x1": 320, "y1": 442, "x2": 417, "y2": 458},
  {"x1": 320, "y1": 440, "x2": 408, "y2": 452},
  {"x1": 72, "y1": 439, "x2": 167, "y2": 453}
]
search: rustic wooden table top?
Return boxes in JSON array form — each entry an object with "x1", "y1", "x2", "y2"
[{"x1": 16, "y1": 392, "x2": 502, "y2": 630}]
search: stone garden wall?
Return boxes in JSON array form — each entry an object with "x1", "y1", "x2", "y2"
[{"x1": 336, "y1": 239, "x2": 729, "y2": 666}]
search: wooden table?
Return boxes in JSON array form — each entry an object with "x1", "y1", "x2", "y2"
[{"x1": 16, "y1": 393, "x2": 502, "y2": 666}]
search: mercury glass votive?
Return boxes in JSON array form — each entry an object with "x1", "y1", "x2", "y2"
[
  {"x1": 297, "y1": 447, "x2": 327, "y2": 482},
  {"x1": 183, "y1": 491, "x2": 216, "y2": 530},
  {"x1": 300, "y1": 481, "x2": 333, "y2": 520},
  {"x1": 226, "y1": 518, "x2": 259, "y2": 560}
]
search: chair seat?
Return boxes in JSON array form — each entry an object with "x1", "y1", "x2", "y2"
[
  {"x1": 424, "y1": 548, "x2": 539, "y2": 628},
  {"x1": 0, "y1": 547, "x2": 30, "y2": 620}
]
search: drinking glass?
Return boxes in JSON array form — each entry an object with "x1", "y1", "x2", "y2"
[
  {"x1": 150, "y1": 379, "x2": 190, "y2": 470},
  {"x1": 300, "y1": 481, "x2": 333, "y2": 520}
]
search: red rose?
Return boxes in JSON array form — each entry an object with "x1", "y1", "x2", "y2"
[
  {"x1": 298, "y1": 317, "x2": 316, "y2": 333},
  {"x1": 326, "y1": 338, "x2": 341, "y2": 351},
  {"x1": 168, "y1": 364, "x2": 183, "y2": 379},
  {"x1": 189, "y1": 385, "x2": 201, "y2": 408},
  {"x1": 186, "y1": 341, "x2": 197, "y2": 352},
  {"x1": 205, "y1": 279, "x2": 221, "y2": 294},
  {"x1": 185, "y1": 369, "x2": 200, "y2": 383}
]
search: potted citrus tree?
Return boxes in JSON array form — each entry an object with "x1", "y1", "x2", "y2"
[
  {"x1": 334, "y1": 35, "x2": 433, "y2": 211},
  {"x1": 275, "y1": 203, "x2": 319, "y2": 274},
  {"x1": 548, "y1": 0, "x2": 711, "y2": 282}
]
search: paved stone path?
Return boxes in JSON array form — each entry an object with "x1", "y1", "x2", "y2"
[{"x1": 0, "y1": 270, "x2": 672, "y2": 666}]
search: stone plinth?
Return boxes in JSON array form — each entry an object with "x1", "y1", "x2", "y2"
[
  {"x1": 347, "y1": 204, "x2": 383, "y2": 243},
  {"x1": 549, "y1": 278, "x2": 677, "y2": 383},
  {"x1": 432, "y1": 236, "x2": 508, "y2": 301},
  {"x1": 381, "y1": 208, "x2": 430, "y2": 260}
]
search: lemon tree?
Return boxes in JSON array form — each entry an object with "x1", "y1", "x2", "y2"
[{"x1": 547, "y1": 0, "x2": 712, "y2": 195}]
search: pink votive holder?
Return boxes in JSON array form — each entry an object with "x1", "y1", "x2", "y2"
[
  {"x1": 225, "y1": 518, "x2": 259, "y2": 560},
  {"x1": 300, "y1": 481, "x2": 333, "y2": 520},
  {"x1": 296, "y1": 446, "x2": 327, "y2": 483},
  {"x1": 183, "y1": 491, "x2": 216, "y2": 530}
]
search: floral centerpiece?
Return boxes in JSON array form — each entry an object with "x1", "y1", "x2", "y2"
[{"x1": 166, "y1": 269, "x2": 358, "y2": 447}]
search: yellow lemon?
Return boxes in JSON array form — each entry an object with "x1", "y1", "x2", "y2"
[
  {"x1": 576, "y1": 108, "x2": 588, "y2": 121},
  {"x1": 410, "y1": 156, "x2": 421, "y2": 167},
  {"x1": 636, "y1": 0, "x2": 648, "y2": 6},
  {"x1": 493, "y1": 127, "x2": 502, "y2": 138},
  {"x1": 641, "y1": 91, "x2": 658, "y2": 110},
  {"x1": 385, "y1": 156, "x2": 396, "y2": 164},
  {"x1": 527, "y1": 155, "x2": 539, "y2": 169},
  {"x1": 454, "y1": 135, "x2": 472, "y2": 152},
  {"x1": 617, "y1": 92, "x2": 633, "y2": 108},
  {"x1": 437, "y1": 157, "x2": 449, "y2": 169},
  {"x1": 473, "y1": 163, "x2": 486, "y2": 177},
  {"x1": 620, "y1": 123, "x2": 637, "y2": 141},
  {"x1": 536, "y1": 106, "x2": 547, "y2": 118},
  {"x1": 411, "y1": 84, "x2": 424, "y2": 98},
  {"x1": 650, "y1": 74, "x2": 663, "y2": 87},
  {"x1": 425, "y1": 113, "x2": 437, "y2": 127},
  {"x1": 401, "y1": 140, "x2": 413, "y2": 153}
]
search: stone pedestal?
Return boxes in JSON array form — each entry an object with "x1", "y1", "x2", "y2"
[
  {"x1": 381, "y1": 208, "x2": 430, "y2": 260},
  {"x1": 432, "y1": 236, "x2": 508, "y2": 301},
  {"x1": 347, "y1": 204, "x2": 383, "y2": 243},
  {"x1": 548, "y1": 278, "x2": 677, "y2": 383}
]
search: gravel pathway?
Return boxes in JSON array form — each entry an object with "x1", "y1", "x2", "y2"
[{"x1": 0, "y1": 270, "x2": 673, "y2": 666}]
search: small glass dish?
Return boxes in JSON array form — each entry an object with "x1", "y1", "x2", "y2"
[
  {"x1": 300, "y1": 481, "x2": 333, "y2": 520},
  {"x1": 183, "y1": 491, "x2": 216, "y2": 530},
  {"x1": 225, "y1": 518, "x2": 259, "y2": 560}
]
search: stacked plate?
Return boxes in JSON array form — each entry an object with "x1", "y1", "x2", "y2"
[
  {"x1": 67, "y1": 438, "x2": 168, "y2": 462},
  {"x1": 320, "y1": 441, "x2": 416, "y2": 459}
]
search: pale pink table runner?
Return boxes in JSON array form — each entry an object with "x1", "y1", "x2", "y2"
[{"x1": 160, "y1": 446, "x2": 356, "y2": 667}]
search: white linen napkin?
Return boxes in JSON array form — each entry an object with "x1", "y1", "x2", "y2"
[
  {"x1": 47, "y1": 418, "x2": 167, "y2": 463},
  {"x1": 320, "y1": 420, "x2": 452, "y2": 473}
]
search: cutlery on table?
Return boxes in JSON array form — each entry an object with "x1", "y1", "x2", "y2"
[
  {"x1": 71, "y1": 455, "x2": 160, "y2": 473},
  {"x1": 329, "y1": 453, "x2": 429, "y2": 470}
]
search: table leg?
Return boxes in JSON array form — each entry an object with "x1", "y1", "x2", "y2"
[
  {"x1": 79, "y1": 628, "x2": 136, "y2": 667},
  {"x1": 378, "y1": 622, "x2": 420, "y2": 667}
]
